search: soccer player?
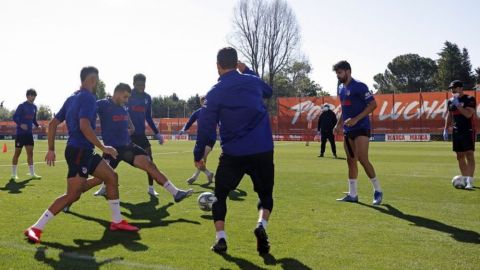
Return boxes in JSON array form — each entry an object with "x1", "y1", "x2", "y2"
[
  {"x1": 79, "y1": 83, "x2": 193, "y2": 202},
  {"x1": 333, "y1": 61, "x2": 383, "y2": 205},
  {"x1": 196, "y1": 47, "x2": 274, "y2": 254},
  {"x1": 11, "y1": 89, "x2": 41, "y2": 180},
  {"x1": 443, "y1": 80, "x2": 476, "y2": 189},
  {"x1": 24, "y1": 67, "x2": 138, "y2": 244},
  {"x1": 179, "y1": 96, "x2": 215, "y2": 185},
  {"x1": 317, "y1": 104, "x2": 338, "y2": 158},
  {"x1": 94, "y1": 74, "x2": 163, "y2": 197}
]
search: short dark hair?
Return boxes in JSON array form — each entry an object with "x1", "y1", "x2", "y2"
[
  {"x1": 217, "y1": 47, "x2": 238, "y2": 69},
  {"x1": 333, "y1": 61, "x2": 351, "y2": 71},
  {"x1": 26, "y1": 89, "x2": 37, "y2": 97},
  {"x1": 133, "y1": 73, "x2": 146, "y2": 83},
  {"x1": 114, "y1": 83, "x2": 132, "y2": 94},
  {"x1": 80, "y1": 66, "x2": 99, "y2": 82}
]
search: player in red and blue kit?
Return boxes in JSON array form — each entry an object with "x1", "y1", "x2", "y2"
[
  {"x1": 119, "y1": 73, "x2": 163, "y2": 197},
  {"x1": 82, "y1": 83, "x2": 192, "y2": 203},
  {"x1": 11, "y1": 89, "x2": 41, "y2": 180},
  {"x1": 24, "y1": 67, "x2": 138, "y2": 244},
  {"x1": 333, "y1": 61, "x2": 383, "y2": 205},
  {"x1": 179, "y1": 96, "x2": 215, "y2": 184}
]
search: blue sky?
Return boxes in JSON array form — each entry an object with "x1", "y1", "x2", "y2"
[{"x1": 0, "y1": 0, "x2": 478, "y2": 112}]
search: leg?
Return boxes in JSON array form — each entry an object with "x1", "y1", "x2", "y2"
[
  {"x1": 91, "y1": 160, "x2": 119, "y2": 200},
  {"x1": 456, "y1": 152, "x2": 468, "y2": 176},
  {"x1": 354, "y1": 136, "x2": 382, "y2": 204},
  {"x1": 202, "y1": 146, "x2": 214, "y2": 183},
  {"x1": 328, "y1": 133, "x2": 337, "y2": 157},
  {"x1": 320, "y1": 135, "x2": 327, "y2": 156},
  {"x1": 464, "y1": 151, "x2": 475, "y2": 189},
  {"x1": 145, "y1": 146, "x2": 154, "y2": 186},
  {"x1": 337, "y1": 136, "x2": 359, "y2": 202},
  {"x1": 11, "y1": 147, "x2": 22, "y2": 178},
  {"x1": 25, "y1": 145, "x2": 40, "y2": 178}
]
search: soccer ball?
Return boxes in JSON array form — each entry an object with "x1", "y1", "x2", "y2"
[
  {"x1": 451, "y1": 175, "x2": 466, "y2": 189},
  {"x1": 197, "y1": 192, "x2": 217, "y2": 212}
]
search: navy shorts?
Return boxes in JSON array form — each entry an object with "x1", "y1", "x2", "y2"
[
  {"x1": 15, "y1": 133, "x2": 34, "y2": 148},
  {"x1": 64, "y1": 146, "x2": 103, "y2": 178},
  {"x1": 103, "y1": 143, "x2": 148, "y2": 169}
]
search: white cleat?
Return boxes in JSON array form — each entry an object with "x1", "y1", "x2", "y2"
[
  {"x1": 148, "y1": 189, "x2": 159, "y2": 196},
  {"x1": 186, "y1": 177, "x2": 197, "y2": 185},
  {"x1": 93, "y1": 186, "x2": 106, "y2": 197}
]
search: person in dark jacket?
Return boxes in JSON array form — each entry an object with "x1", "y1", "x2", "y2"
[{"x1": 317, "y1": 104, "x2": 337, "y2": 158}]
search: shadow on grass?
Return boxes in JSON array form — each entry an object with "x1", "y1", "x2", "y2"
[
  {"x1": 0, "y1": 177, "x2": 34, "y2": 194},
  {"x1": 216, "y1": 252, "x2": 313, "y2": 270},
  {"x1": 360, "y1": 203, "x2": 480, "y2": 244}
]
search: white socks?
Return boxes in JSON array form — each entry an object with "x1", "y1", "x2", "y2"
[
  {"x1": 192, "y1": 170, "x2": 201, "y2": 180},
  {"x1": 465, "y1": 176, "x2": 474, "y2": 187},
  {"x1": 370, "y1": 177, "x2": 382, "y2": 192},
  {"x1": 258, "y1": 218, "x2": 268, "y2": 230},
  {"x1": 12, "y1": 165, "x2": 17, "y2": 176},
  {"x1": 348, "y1": 179, "x2": 358, "y2": 197},
  {"x1": 32, "y1": 210, "x2": 54, "y2": 230},
  {"x1": 216, "y1": 230, "x2": 226, "y2": 240},
  {"x1": 108, "y1": 199, "x2": 122, "y2": 223},
  {"x1": 203, "y1": 169, "x2": 212, "y2": 176},
  {"x1": 163, "y1": 181, "x2": 179, "y2": 196},
  {"x1": 29, "y1": 165, "x2": 35, "y2": 175}
]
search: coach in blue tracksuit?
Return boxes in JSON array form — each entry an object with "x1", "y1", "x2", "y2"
[
  {"x1": 195, "y1": 47, "x2": 274, "y2": 254},
  {"x1": 11, "y1": 89, "x2": 41, "y2": 180}
]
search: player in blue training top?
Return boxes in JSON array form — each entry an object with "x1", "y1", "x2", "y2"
[
  {"x1": 179, "y1": 96, "x2": 215, "y2": 185},
  {"x1": 75, "y1": 83, "x2": 192, "y2": 204},
  {"x1": 333, "y1": 61, "x2": 383, "y2": 205},
  {"x1": 11, "y1": 89, "x2": 41, "y2": 180},
  {"x1": 443, "y1": 80, "x2": 476, "y2": 190},
  {"x1": 195, "y1": 47, "x2": 274, "y2": 255},
  {"x1": 24, "y1": 67, "x2": 138, "y2": 244}
]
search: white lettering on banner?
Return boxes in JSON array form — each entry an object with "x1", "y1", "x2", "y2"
[
  {"x1": 289, "y1": 101, "x2": 337, "y2": 125},
  {"x1": 385, "y1": 133, "x2": 430, "y2": 142}
]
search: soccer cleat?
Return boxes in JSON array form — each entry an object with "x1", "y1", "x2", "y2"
[
  {"x1": 148, "y1": 189, "x2": 159, "y2": 196},
  {"x1": 318, "y1": 154, "x2": 324, "y2": 157},
  {"x1": 109, "y1": 220, "x2": 139, "y2": 232},
  {"x1": 93, "y1": 186, "x2": 106, "y2": 197},
  {"x1": 207, "y1": 173, "x2": 214, "y2": 184},
  {"x1": 24, "y1": 227, "x2": 42, "y2": 244},
  {"x1": 373, "y1": 191, "x2": 383, "y2": 205},
  {"x1": 29, "y1": 174, "x2": 42, "y2": 180},
  {"x1": 211, "y1": 238, "x2": 227, "y2": 253},
  {"x1": 174, "y1": 189, "x2": 194, "y2": 203},
  {"x1": 63, "y1": 204, "x2": 71, "y2": 213},
  {"x1": 336, "y1": 194, "x2": 358, "y2": 203},
  {"x1": 186, "y1": 176, "x2": 197, "y2": 185},
  {"x1": 10, "y1": 175, "x2": 19, "y2": 181},
  {"x1": 254, "y1": 224, "x2": 270, "y2": 255},
  {"x1": 334, "y1": 155, "x2": 338, "y2": 159}
]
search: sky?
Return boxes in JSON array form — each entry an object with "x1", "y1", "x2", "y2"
[{"x1": 1, "y1": 0, "x2": 479, "y2": 112}]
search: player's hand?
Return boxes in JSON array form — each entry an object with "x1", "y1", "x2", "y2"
[
  {"x1": 178, "y1": 129, "x2": 185, "y2": 135},
  {"x1": 20, "y1": 124, "x2": 28, "y2": 130},
  {"x1": 237, "y1": 61, "x2": 247, "y2": 73},
  {"x1": 195, "y1": 159, "x2": 206, "y2": 170},
  {"x1": 155, "y1": 133, "x2": 164, "y2": 145},
  {"x1": 45, "y1": 150, "x2": 56, "y2": 166},
  {"x1": 443, "y1": 128, "x2": 449, "y2": 141},
  {"x1": 344, "y1": 117, "x2": 358, "y2": 127},
  {"x1": 333, "y1": 125, "x2": 342, "y2": 135},
  {"x1": 451, "y1": 97, "x2": 460, "y2": 107},
  {"x1": 102, "y1": 146, "x2": 118, "y2": 159}
]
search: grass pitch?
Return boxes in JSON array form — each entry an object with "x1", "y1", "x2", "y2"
[{"x1": 0, "y1": 140, "x2": 478, "y2": 270}]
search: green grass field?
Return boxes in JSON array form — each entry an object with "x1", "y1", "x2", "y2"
[{"x1": 0, "y1": 140, "x2": 478, "y2": 270}]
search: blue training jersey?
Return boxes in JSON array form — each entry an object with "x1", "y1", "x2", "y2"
[
  {"x1": 127, "y1": 89, "x2": 159, "y2": 135},
  {"x1": 97, "y1": 98, "x2": 131, "y2": 147},
  {"x1": 13, "y1": 101, "x2": 39, "y2": 135},
  {"x1": 338, "y1": 78, "x2": 374, "y2": 132},
  {"x1": 56, "y1": 89, "x2": 97, "y2": 149},
  {"x1": 194, "y1": 67, "x2": 273, "y2": 161},
  {"x1": 183, "y1": 108, "x2": 201, "y2": 131}
]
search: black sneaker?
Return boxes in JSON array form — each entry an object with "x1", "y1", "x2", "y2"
[
  {"x1": 211, "y1": 238, "x2": 227, "y2": 253},
  {"x1": 254, "y1": 225, "x2": 270, "y2": 255},
  {"x1": 318, "y1": 154, "x2": 324, "y2": 157}
]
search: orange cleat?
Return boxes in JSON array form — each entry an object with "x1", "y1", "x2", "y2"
[
  {"x1": 24, "y1": 227, "x2": 42, "y2": 244},
  {"x1": 110, "y1": 220, "x2": 139, "y2": 232}
]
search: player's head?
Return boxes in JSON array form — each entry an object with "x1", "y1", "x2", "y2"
[
  {"x1": 133, "y1": 73, "x2": 146, "y2": 92},
  {"x1": 80, "y1": 66, "x2": 99, "y2": 91},
  {"x1": 217, "y1": 47, "x2": 238, "y2": 76},
  {"x1": 112, "y1": 83, "x2": 132, "y2": 106},
  {"x1": 448, "y1": 80, "x2": 464, "y2": 96},
  {"x1": 323, "y1": 104, "x2": 330, "y2": 111},
  {"x1": 333, "y1": 61, "x2": 351, "y2": 84},
  {"x1": 26, "y1": 89, "x2": 37, "y2": 103},
  {"x1": 200, "y1": 95, "x2": 206, "y2": 106}
]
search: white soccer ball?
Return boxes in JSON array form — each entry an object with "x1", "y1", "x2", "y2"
[
  {"x1": 197, "y1": 192, "x2": 217, "y2": 212},
  {"x1": 451, "y1": 175, "x2": 466, "y2": 189}
]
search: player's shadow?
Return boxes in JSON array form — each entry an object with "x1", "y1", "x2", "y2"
[
  {"x1": 360, "y1": 203, "x2": 480, "y2": 244},
  {"x1": 216, "y1": 252, "x2": 312, "y2": 270},
  {"x1": 119, "y1": 195, "x2": 201, "y2": 228},
  {"x1": 0, "y1": 177, "x2": 34, "y2": 194},
  {"x1": 228, "y1": 188, "x2": 248, "y2": 201},
  {"x1": 35, "y1": 212, "x2": 147, "y2": 269}
]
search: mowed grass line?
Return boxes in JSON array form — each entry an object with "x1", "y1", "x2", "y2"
[{"x1": 0, "y1": 140, "x2": 478, "y2": 270}]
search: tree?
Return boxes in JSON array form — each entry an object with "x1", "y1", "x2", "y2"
[
  {"x1": 0, "y1": 106, "x2": 13, "y2": 121},
  {"x1": 95, "y1": 79, "x2": 108, "y2": 99},
  {"x1": 186, "y1": 94, "x2": 201, "y2": 115},
  {"x1": 435, "y1": 41, "x2": 475, "y2": 89},
  {"x1": 230, "y1": 0, "x2": 301, "y2": 87},
  {"x1": 37, "y1": 105, "x2": 53, "y2": 120},
  {"x1": 475, "y1": 67, "x2": 480, "y2": 85},
  {"x1": 373, "y1": 54, "x2": 437, "y2": 93}
]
